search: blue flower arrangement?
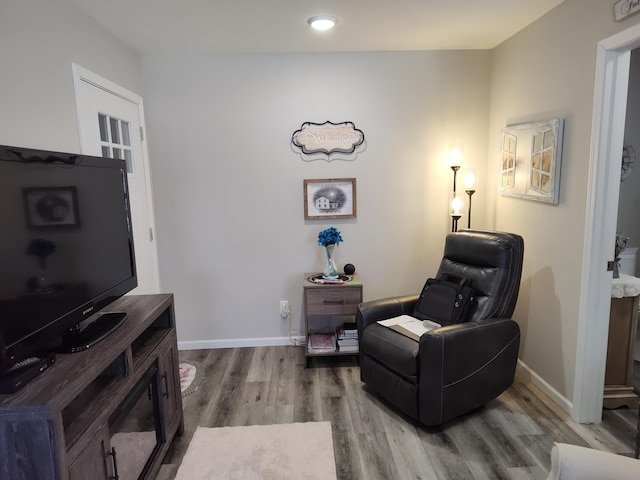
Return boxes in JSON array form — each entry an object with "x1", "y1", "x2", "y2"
[{"x1": 317, "y1": 227, "x2": 343, "y2": 247}]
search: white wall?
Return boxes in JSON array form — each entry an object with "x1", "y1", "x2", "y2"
[
  {"x1": 488, "y1": 0, "x2": 640, "y2": 405},
  {"x1": 0, "y1": 0, "x2": 143, "y2": 152},
  {"x1": 141, "y1": 51, "x2": 491, "y2": 345}
]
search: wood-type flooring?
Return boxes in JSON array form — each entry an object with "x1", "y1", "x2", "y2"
[{"x1": 158, "y1": 346, "x2": 638, "y2": 480}]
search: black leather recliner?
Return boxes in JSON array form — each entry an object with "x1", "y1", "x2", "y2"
[{"x1": 357, "y1": 230, "x2": 524, "y2": 427}]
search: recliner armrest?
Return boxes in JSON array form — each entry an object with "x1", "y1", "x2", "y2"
[
  {"x1": 356, "y1": 294, "x2": 419, "y2": 332},
  {"x1": 418, "y1": 317, "x2": 520, "y2": 426}
]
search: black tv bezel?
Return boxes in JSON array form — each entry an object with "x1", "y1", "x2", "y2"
[{"x1": 0, "y1": 145, "x2": 138, "y2": 375}]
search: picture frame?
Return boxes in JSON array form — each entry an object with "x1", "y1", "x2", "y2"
[
  {"x1": 23, "y1": 186, "x2": 80, "y2": 228},
  {"x1": 499, "y1": 118, "x2": 564, "y2": 204},
  {"x1": 304, "y1": 178, "x2": 357, "y2": 220}
]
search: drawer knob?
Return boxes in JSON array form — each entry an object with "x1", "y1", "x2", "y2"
[{"x1": 323, "y1": 299, "x2": 345, "y2": 305}]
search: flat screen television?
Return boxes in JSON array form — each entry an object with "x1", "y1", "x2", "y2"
[{"x1": 0, "y1": 145, "x2": 137, "y2": 376}]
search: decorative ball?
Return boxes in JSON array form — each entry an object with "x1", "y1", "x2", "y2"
[{"x1": 344, "y1": 263, "x2": 356, "y2": 275}]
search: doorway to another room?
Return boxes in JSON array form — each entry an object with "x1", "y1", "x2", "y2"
[
  {"x1": 619, "y1": 48, "x2": 640, "y2": 399},
  {"x1": 72, "y1": 64, "x2": 160, "y2": 295}
]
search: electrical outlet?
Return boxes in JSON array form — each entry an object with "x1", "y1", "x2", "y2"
[{"x1": 280, "y1": 300, "x2": 290, "y2": 318}]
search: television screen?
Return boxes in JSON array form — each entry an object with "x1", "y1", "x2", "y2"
[{"x1": 0, "y1": 145, "x2": 137, "y2": 375}]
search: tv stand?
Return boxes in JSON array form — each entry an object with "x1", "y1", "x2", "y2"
[
  {"x1": 0, "y1": 294, "x2": 183, "y2": 480},
  {"x1": 61, "y1": 311, "x2": 127, "y2": 353}
]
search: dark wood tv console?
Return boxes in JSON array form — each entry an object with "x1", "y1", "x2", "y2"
[{"x1": 0, "y1": 294, "x2": 183, "y2": 480}]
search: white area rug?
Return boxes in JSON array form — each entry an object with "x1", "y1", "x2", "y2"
[{"x1": 174, "y1": 422, "x2": 337, "y2": 480}]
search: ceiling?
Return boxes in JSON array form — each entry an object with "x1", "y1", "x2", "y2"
[{"x1": 70, "y1": 0, "x2": 566, "y2": 55}]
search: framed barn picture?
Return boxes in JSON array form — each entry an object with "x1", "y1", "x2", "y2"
[{"x1": 303, "y1": 178, "x2": 357, "y2": 220}]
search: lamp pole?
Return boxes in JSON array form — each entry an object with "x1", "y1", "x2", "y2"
[
  {"x1": 466, "y1": 189, "x2": 475, "y2": 228},
  {"x1": 451, "y1": 165, "x2": 460, "y2": 232},
  {"x1": 451, "y1": 212, "x2": 461, "y2": 232},
  {"x1": 463, "y1": 169, "x2": 477, "y2": 230}
]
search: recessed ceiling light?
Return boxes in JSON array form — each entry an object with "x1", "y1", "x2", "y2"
[{"x1": 307, "y1": 16, "x2": 338, "y2": 31}]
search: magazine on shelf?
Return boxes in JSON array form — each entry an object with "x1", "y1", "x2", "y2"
[
  {"x1": 308, "y1": 333, "x2": 336, "y2": 353},
  {"x1": 377, "y1": 315, "x2": 441, "y2": 341}
]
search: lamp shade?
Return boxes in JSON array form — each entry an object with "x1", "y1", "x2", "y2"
[
  {"x1": 464, "y1": 170, "x2": 477, "y2": 190},
  {"x1": 449, "y1": 144, "x2": 463, "y2": 167},
  {"x1": 450, "y1": 193, "x2": 464, "y2": 215}
]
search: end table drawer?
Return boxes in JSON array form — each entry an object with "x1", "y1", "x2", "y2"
[{"x1": 306, "y1": 288, "x2": 362, "y2": 315}]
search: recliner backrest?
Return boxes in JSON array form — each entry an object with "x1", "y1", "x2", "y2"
[{"x1": 435, "y1": 230, "x2": 524, "y2": 322}]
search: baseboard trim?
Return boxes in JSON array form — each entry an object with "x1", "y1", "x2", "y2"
[
  {"x1": 517, "y1": 359, "x2": 574, "y2": 415},
  {"x1": 178, "y1": 336, "x2": 305, "y2": 351}
]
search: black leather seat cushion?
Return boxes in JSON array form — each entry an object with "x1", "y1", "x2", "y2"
[{"x1": 360, "y1": 323, "x2": 419, "y2": 384}]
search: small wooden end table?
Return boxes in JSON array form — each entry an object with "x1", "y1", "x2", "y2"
[{"x1": 303, "y1": 272, "x2": 362, "y2": 367}]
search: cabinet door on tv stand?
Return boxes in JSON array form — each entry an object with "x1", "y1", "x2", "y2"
[
  {"x1": 68, "y1": 423, "x2": 114, "y2": 480},
  {"x1": 159, "y1": 339, "x2": 183, "y2": 438}
]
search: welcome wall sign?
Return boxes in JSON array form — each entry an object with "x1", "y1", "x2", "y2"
[
  {"x1": 615, "y1": 0, "x2": 640, "y2": 20},
  {"x1": 291, "y1": 121, "x2": 365, "y2": 162}
]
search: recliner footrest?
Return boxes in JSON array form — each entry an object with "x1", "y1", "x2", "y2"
[{"x1": 360, "y1": 323, "x2": 420, "y2": 383}]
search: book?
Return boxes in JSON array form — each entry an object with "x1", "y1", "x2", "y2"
[
  {"x1": 337, "y1": 337, "x2": 358, "y2": 347},
  {"x1": 377, "y1": 315, "x2": 441, "y2": 342},
  {"x1": 336, "y1": 324, "x2": 358, "y2": 340},
  {"x1": 338, "y1": 330, "x2": 358, "y2": 338},
  {"x1": 307, "y1": 333, "x2": 336, "y2": 353},
  {"x1": 338, "y1": 344, "x2": 358, "y2": 352}
]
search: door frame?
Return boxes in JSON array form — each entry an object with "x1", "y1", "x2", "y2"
[
  {"x1": 575, "y1": 24, "x2": 640, "y2": 423},
  {"x1": 71, "y1": 64, "x2": 161, "y2": 293}
]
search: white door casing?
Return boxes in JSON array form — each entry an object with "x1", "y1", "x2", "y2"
[
  {"x1": 575, "y1": 24, "x2": 640, "y2": 423},
  {"x1": 72, "y1": 64, "x2": 160, "y2": 295}
]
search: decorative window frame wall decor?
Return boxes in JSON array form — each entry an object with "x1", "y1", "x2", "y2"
[
  {"x1": 304, "y1": 178, "x2": 357, "y2": 220},
  {"x1": 499, "y1": 118, "x2": 564, "y2": 204},
  {"x1": 292, "y1": 121, "x2": 365, "y2": 162}
]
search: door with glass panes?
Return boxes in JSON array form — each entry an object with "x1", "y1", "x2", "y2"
[{"x1": 72, "y1": 64, "x2": 159, "y2": 294}]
